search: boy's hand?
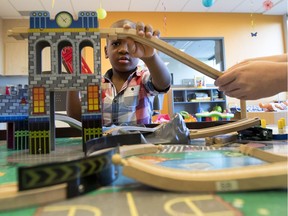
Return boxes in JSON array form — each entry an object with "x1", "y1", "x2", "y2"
[{"x1": 123, "y1": 22, "x2": 160, "y2": 59}]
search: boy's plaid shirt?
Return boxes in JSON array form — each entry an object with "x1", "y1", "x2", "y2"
[{"x1": 102, "y1": 66, "x2": 169, "y2": 126}]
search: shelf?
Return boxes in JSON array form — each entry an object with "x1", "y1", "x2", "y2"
[
  {"x1": 210, "y1": 100, "x2": 226, "y2": 102},
  {"x1": 168, "y1": 87, "x2": 227, "y2": 117}
]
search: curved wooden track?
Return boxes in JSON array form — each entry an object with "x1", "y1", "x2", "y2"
[
  {"x1": 8, "y1": 27, "x2": 222, "y2": 80},
  {"x1": 113, "y1": 144, "x2": 288, "y2": 192},
  {"x1": 189, "y1": 117, "x2": 260, "y2": 139},
  {"x1": 100, "y1": 28, "x2": 222, "y2": 80}
]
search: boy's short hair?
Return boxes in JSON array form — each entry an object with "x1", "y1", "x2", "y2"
[{"x1": 110, "y1": 19, "x2": 136, "y2": 29}]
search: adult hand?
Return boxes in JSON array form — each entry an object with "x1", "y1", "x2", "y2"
[{"x1": 214, "y1": 60, "x2": 286, "y2": 100}]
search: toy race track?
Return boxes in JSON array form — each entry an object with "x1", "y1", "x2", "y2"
[
  {"x1": 55, "y1": 114, "x2": 82, "y2": 130},
  {"x1": 0, "y1": 137, "x2": 287, "y2": 215}
]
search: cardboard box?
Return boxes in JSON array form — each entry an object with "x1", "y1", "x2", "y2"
[{"x1": 247, "y1": 111, "x2": 288, "y2": 125}]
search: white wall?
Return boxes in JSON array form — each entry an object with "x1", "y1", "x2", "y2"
[{"x1": 0, "y1": 18, "x2": 3, "y2": 75}]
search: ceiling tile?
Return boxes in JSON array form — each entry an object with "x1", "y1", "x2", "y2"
[
  {"x1": 204, "y1": 0, "x2": 247, "y2": 13},
  {"x1": 263, "y1": 0, "x2": 288, "y2": 15},
  {"x1": 231, "y1": 0, "x2": 264, "y2": 13},
  {"x1": 129, "y1": 0, "x2": 159, "y2": 11},
  {"x1": 71, "y1": 0, "x2": 100, "y2": 13},
  {"x1": 0, "y1": 0, "x2": 21, "y2": 18},
  {"x1": 40, "y1": 0, "x2": 75, "y2": 18},
  {"x1": 181, "y1": 0, "x2": 208, "y2": 12},
  {"x1": 103, "y1": 0, "x2": 131, "y2": 11},
  {"x1": 9, "y1": 0, "x2": 45, "y2": 11},
  {"x1": 0, "y1": 0, "x2": 286, "y2": 19},
  {"x1": 156, "y1": 0, "x2": 190, "y2": 12}
]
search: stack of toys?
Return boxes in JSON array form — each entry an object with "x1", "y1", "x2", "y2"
[
  {"x1": 179, "y1": 111, "x2": 197, "y2": 122},
  {"x1": 195, "y1": 111, "x2": 234, "y2": 122}
]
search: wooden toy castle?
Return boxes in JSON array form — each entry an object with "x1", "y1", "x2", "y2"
[{"x1": 0, "y1": 11, "x2": 103, "y2": 154}]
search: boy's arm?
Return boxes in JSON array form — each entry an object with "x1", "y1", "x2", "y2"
[{"x1": 141, "y1": 53, "x2": 171, "y2": 91}]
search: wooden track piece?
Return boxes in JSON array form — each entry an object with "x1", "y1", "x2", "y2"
[
  {"x1": 0, "y1": 183, "x2": 67, "y2": 211},
  {"x1": 119, "y1": 144, "x2": 161, "y2": 158},
  {"x1": 213, "y1": 132, "x2": 238, "y2": 144},
  {"x1": 240, "y1": 100, "x2": 247, "y2": 119},
  {"x1": 8, "y1": 27, "x2": 222, "y2": 80},
  {"x1": 205, "y1": 132, "x2": 238, "y2": 145},
  {"x1": 239, "y1": 145, "x2": 288, "y2": 163},
  {"x1": 101, "y1": 28, "x2": 223, "y2": 80},
  {"x1": 190, "y1": 118, "x2": 260, "y2": 139}
]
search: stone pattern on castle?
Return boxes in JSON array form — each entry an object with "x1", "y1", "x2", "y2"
[{"x1": 0, "y1": 84, "x2": 29, "y2": 120}]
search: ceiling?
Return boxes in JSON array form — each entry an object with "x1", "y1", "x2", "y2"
[{"x1": 0, "y1": 0, "x2": 287, "y2": 19}]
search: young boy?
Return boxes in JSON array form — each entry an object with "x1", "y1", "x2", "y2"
[{"x1": 67, "y1": 20, "x2": 171, "y2": 126}]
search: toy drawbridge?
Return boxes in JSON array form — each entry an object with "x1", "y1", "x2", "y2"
[{"x1": 61, "y1": 47, "x2": 92, "y2": 74}]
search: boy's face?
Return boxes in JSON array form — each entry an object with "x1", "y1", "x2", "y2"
[{"x1": 105, "y1": 38, "x2": 139, "y2": 73}]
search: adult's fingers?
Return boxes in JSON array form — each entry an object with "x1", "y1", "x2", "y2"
[
  {"x1": 218, "y1": 80, "x2": 239, "y2": 93},
  {"x1": 214, "y1": 73, "x2": 236, "y2": 87},
  {"x1": 223, "y1": 88, "x2": 247, "y2": 100}
]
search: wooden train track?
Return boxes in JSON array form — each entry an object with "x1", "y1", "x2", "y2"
[
  {"x1": 8, "y1": 27, "x2": 222, "y2": 79},
  {"x1": 100, "y1": 28, "x2": 222, "y2": 80},
  {"x1": 189, "y1": 117, "x2": 260, "y2": 139},
  {"x1": 0, "y1": 183, "x2": 67, "y2": 211}
]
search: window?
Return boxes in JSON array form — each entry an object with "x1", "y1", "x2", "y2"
[
  {"x1": 80, "y1": 40, "x2": 94, "y2": 74},
  {"x1": 35, "y1": 40, "x2": 51, "y2": 74},
  {"x1": 58, "y1": 41, "x2": 73, "y2": 74},
  {"x1": 32, "y1": 87, "x2": 45, "y2": 114},
  {"x1": 87, "y1": 85, "x2": 100, "y2": 112},
  {"x1": 159, "y1": 38, "x2": 225, "y2": 86}
]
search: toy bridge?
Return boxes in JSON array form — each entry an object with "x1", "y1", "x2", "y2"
[
  {"x1": 8, "y1": 26, "x2": 247, "y2": 116},
  {"x1": 61, "y1": 47, "x2": 92, "y2": 74},
  {"x1": 8, "y1": 26, "x2": 249, "y2": 122}
]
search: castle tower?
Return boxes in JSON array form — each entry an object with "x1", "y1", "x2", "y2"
[{"x1": 28, "y1": 11, "x2": 102, "y2": 154}]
